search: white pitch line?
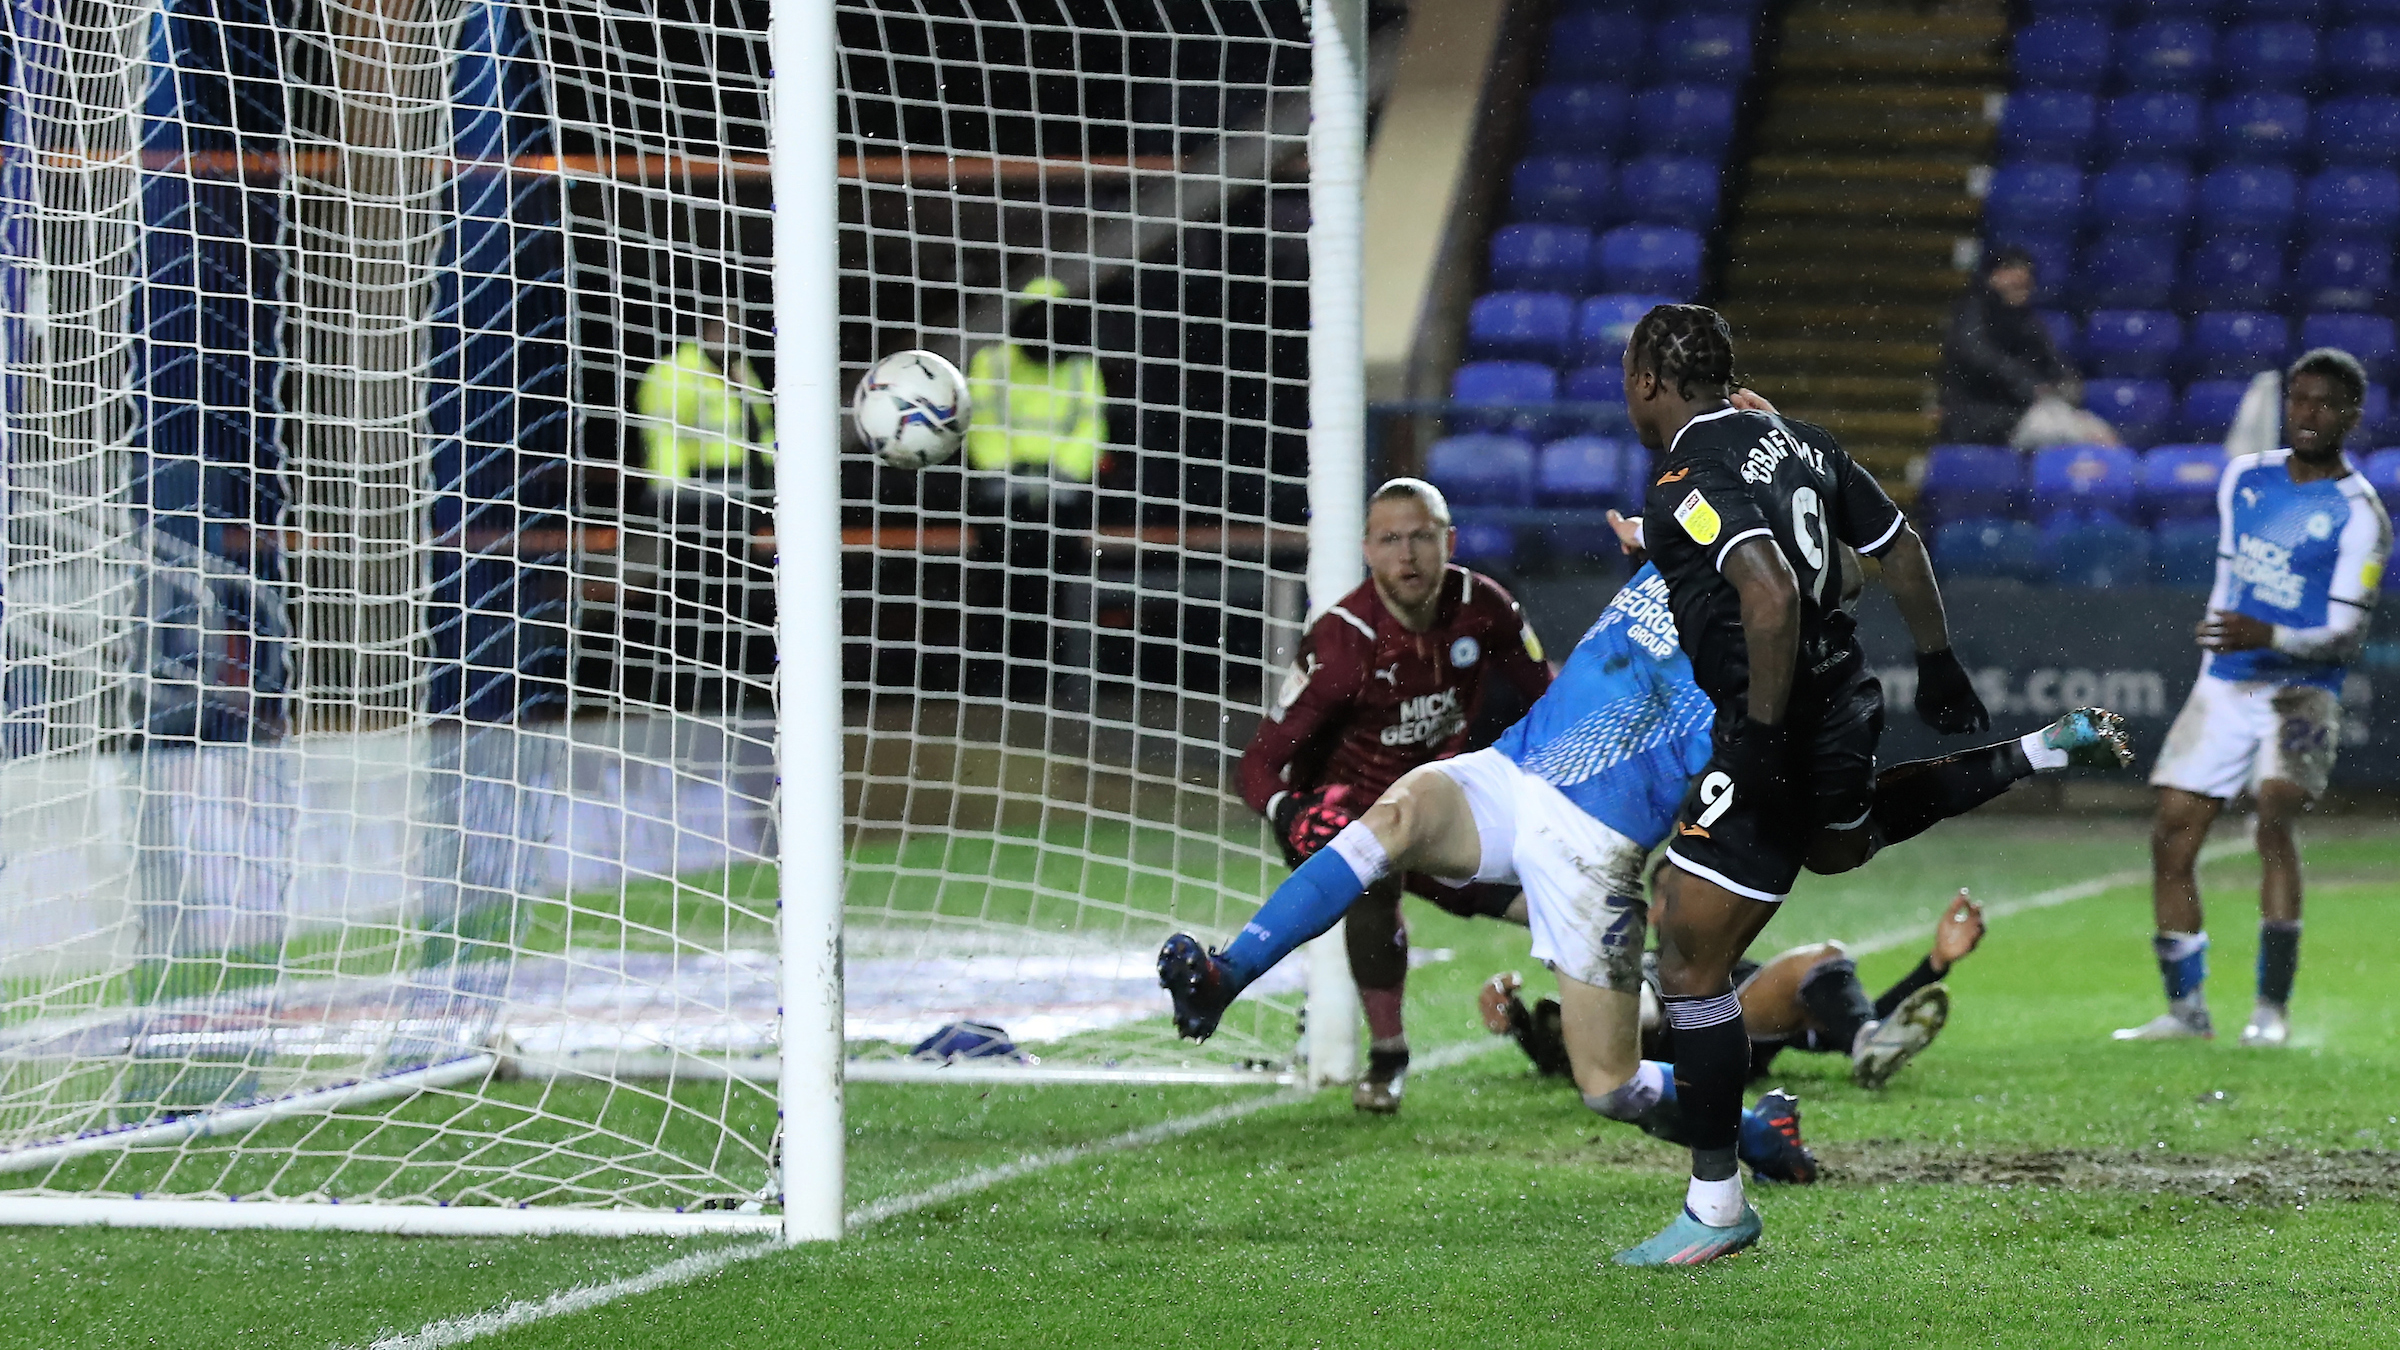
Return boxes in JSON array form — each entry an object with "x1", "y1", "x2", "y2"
[
  {"x1": 1832, "y1": 836, "x2": 2256, "y2": 960},
  {"x1": 362, "y1": 1037, "x2": 1507, "y2": 1350}
]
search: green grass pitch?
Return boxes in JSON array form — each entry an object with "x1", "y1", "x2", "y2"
[{"x1": 7, "y1": 817, "x2": 2400, "y2": 1347}]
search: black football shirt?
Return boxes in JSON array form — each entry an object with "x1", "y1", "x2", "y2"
[{"x1": 1642, "y1": 406, "x2": 1907, "y2": 718}]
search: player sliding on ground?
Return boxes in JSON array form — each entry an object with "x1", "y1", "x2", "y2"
[
  {"x1": 1484, "y1": 890, "x2": 1988, "y2": 1092},
  {"x1": 1240, "y1": 477, "x2": 1550, "y2": 1113}
]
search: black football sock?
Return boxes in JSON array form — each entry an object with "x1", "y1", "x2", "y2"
[
  {"x1": 1868, "y1": 741, "x2": 2032, "y2": 848},
  {"x1": 1662, "y1": 992, "x2": 1749, "y2": 1182},
  {"x1": 2258, "y1": 920, "x2": 2302, "y2": 1006},
  {"x1": 1872, "y1": 955, "x2": 1947, "y2": 1020},
  {"x1": 1799, "y1": 957, "x2": 1876, "y2": 1051}
]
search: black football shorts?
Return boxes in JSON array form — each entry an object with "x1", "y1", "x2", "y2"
[{"x1": 1662, "y1": 665, "x2": 1885, "y2": 902}]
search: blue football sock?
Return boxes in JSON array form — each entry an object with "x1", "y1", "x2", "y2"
[
  {"x1": 1217, "y1": 838, "x2": 1376, "y2": 992},
  {"x1": 2153, "y1": 930, "x2": 2208, "y2": 1005}
]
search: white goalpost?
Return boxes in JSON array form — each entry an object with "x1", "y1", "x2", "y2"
[{"x1": 0, "y1": 0, "x2": 1361, "y2": 1239}]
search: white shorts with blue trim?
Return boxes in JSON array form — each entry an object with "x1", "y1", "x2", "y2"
[{"x1": 2150, "y1": 673, "x2": 2341, "y2": 801}]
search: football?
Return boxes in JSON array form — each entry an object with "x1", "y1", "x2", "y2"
[{"x1": 851, "y1": 349, "x2": 970, "y2": 470}]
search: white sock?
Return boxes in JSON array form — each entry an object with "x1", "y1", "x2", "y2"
[
  {"x1": 1686, "y1": 1173, "x2": 1745, "y2": 1227},
  {"x1": 1328, "y1": 821, "x2": 1391, "y2": 885},
  {"x1": 2019, "y1": 729, "x2": 2068, "y2": 771}
]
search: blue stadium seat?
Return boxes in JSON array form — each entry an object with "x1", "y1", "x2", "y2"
[
  {"x1": 2300, "y1": 311, "x2": 2399, "y2": 377},
  {"x1": 1549, "y1": 13, "x2": 1647, "y2": 83},
  {"x1": 2196, "y1": 164, "x2": 2298, "y2": 234},
  {"x1": 2141, "y1": 444, "x2": 2230, "y2": 519},
  {"x1": 2082, "y1": 310, "x2": 2184, "y2": 377},
  {"x1": 2092, "y1": 162, "x2": 2193, "y2": 234},
  {"x1": 2343, "y1": 0, "x2": 2400, "y2": 16},
  {"x1": 2361, "y1": 446, "x2": 2400, "y2": 518},
  {"x1": 1936, "y1": 518, "x2": 2055, "y2": 583},
  {"x1": 2179, "y1": 379, "x2": 2253, "y2": 439},
  {"x1": 2008, "y1": 235, "x2": 2079, "y2": 304},
  {"x1": 2312, "y1": 95, "x2": 2400, "y2": 165},
  {"x1": 2031, "y1": 442, "x2": 2141, "y2": 516},
  {"x1": 1596, "y1": 226, "x2": 1702, "y2": 296},
  {"x1": 1918, "y1": 444, "x2": 2022, "y2": 520},
  {"x1": 1617, "y1": 156, "x2": 1721, "y2": 229},
  {"x1": 2364, "y1": 382, "x2": 2395, "y2": 440},
  {"x1": 2082, "y1": 382, "x2": 2178, "y2": 448},
  {"x1": 1631, "y1": 85, "x2": 1738, "y2": 155},
  {"x1": 1986, "y1": 163, "x2": 2085, "y2": 237},
  {"x1": 2100, "y1": 93, "x2": 2205, "y2": 161},
  {"x1": 1535, "y1": 436, "x2": 1632, "y2": 506},
  {"x1": 1425, "y1": 433, "x2": 1539, "y2": 507},
  {"x1": 1466, "y1": 292, "x2": 1577, "y2": 365},
  {"x1": 1489, "y1": 224, "x2": 1594, "y2": 292},
  {"x1": 2080, "y1": 234, "x2": 2180, "y2": 308},
  {"x1": 2327, "y1": 23, "x2": 2400, "y2": 90},
  {"x1": 1511, "y1": 157, "x2": 1614, "y2": 228},
  {"x1": 2211, "y1": 92, "x2": 2311, "y2": 161},
  {"x1": 2306, "y1": 167, "x2": 2400, "y2": 235},
  {"x1": 2232, "y1": 0, "x2": 2325, "y2": 16},
  {"x1": 1573, "y1": 293, "x2": 1674, "y2": 365},
  {"x1": 1448, "y1": 515, "x2": 1520, "y2": 569},
  {"x1": 2294, "y1": 237, "x2": 2394, "y2": 310},
  {"x1": 1450, "y1": 363, "x2": 1559, "y2": 435},
  {"x1": 2220, "y1": 21, "x2": 2320, "y2": 89},
  {"x1": 1525, "y1": 83, "x2": 1632, "y2": 154},
  {"x1": 2185, "y1": 311, "x2": 2289, "y2": 377},
  {"x1": 2001, "y1": 91, "x2": 2098, "y2": 161},
  {"x1": 1557, "y1": 366, "x2": 1633, "y2": 433},
  {"x1": 2048, "y1": 516, "x2": 2154, "y2": 588},
  {"x1": 2118, "y1": 20, "x2": 2216, "y2": 91},
  {"x1": 2036, "y1": 308, "x2": 2079, "y2": 357},
  {"x1": 1651, "y1": 15, "x2": 1752, "y2": 84},
  {"x1": 2153, "y1": 519, "x2": 2223, "y2": 586},
  {"x1": 2185, "y1": 235, "x2": 2286, "y2": 309},
  {"x1": 2014, "y1": 18, "x2": 2114, "y2": 89}
]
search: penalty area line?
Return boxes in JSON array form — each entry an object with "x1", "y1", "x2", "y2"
[
  {"x1": 1837, "y1": 836, "x2": 2257, "y2": 960},
  {"x1": 362, "y1": 1037, "x2": 1507, "y2": 1350}
]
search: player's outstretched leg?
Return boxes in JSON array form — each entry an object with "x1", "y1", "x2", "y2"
[{"x1": 1857, "y1": 707, "x2": 2132, "y2": 859}]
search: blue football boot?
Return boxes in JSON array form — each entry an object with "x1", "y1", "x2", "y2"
[
  {"x1": 1611, "y1": 1203, "x2": 1763, "y2": 1267},
  {"x1": 1157, "y1": 933, "x2": 1231, "y2": 1041},
  {"x1": 2039, "y1": 707, "x2": 2132, "y2": 769},
  {"x1": 1739, "y1": 1089, "x2": 1818, "y2": 1184}
]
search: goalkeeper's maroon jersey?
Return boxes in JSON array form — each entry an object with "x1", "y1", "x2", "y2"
[{"x1": 1240, "y1": 565, "x2": 1552, "y2": 816}]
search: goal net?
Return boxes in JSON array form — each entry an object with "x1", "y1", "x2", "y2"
[{"x1": 0, "y1": 0, "x2": 1359, "y2": 1235}]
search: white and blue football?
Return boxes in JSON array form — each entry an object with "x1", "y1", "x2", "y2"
[{"x1": 851, "y1": 349, "x2": 970, "y2": 470}]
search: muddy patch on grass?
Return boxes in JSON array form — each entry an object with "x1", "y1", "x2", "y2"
[{"x1": 1820, "y1": 1143, "x2": 2400, "y2": 1202}]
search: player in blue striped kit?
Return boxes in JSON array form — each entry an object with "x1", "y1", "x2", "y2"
[{"x1": 2125, "y1": 349, "x2": 2394, "y2": 1048}]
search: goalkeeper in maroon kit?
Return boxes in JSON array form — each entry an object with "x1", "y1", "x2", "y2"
[{"x1": 1239, "y1": 477, "x2": 1552, "y2": 1113}]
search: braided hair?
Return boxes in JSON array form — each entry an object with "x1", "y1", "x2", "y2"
[{"x1": 1627, "y1": 303, "x2": 1738, "y2": 401}]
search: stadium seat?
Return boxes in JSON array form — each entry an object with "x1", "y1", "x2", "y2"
[
  {"x1": 1573, "y1": 293, "x2": 1673, "y2": 365},
  {"x1": 1425, "y1": 433, "x2": 1539, "y2": 506},
  {"x1": 1651, "y1": 15, "x2": 1751, "y2": 85},
  {"x1": 2195, "y1": 164, "x2": 2298, "y2": 235},
  {"x1": 1548, "y1": 12, "x2": 1648, "y2": 83},
  {"x1": 1535, "y1": 435, "x2": 1633, "y2": 506},
  {"x1": 1557, "y1": 366, "x2": 1633, "y2": 434},
  {"x1": 1595, "y1": 226, "x2": 1702, "y2": 297},
  {"x1": 2210, "y1": 92, "x2": 2310, "y2": 161},
  {"x1": 2305, "y1": 167, "x2": 2400, "y2": 236},
  {"x1": 2047, "y1": 515, "x2": 2154, "y2": 588},
  {"x1": 2327, "y1": 23, "x2": 2400, "y2": 90},
  {"x1": 2361, "y1": 446, "x2": 2400, "y2": 518},
  {"x1": 2009, "y1": 235, "x2": 2079, "y2": 304},
  {"x1": 1511, "y1": 157, "x2": 1613, "y2": 228},
  {"x1": 2343, "y1": 0, "x2": 2400, "y2": 16},
  {"x1": 1489, "y1": 223, "x2": 1593, "y2": 292},
  {"x1": 2179, "y1": 379, "x2": 2252, "y2": 440},
  {"x1": 2365, "y1": 382, "x2": 2395, "y2": 440},
  {"x1": 1986, "y1": 163, "x2": 2085, "y2": 237},
  {"x1": 2033, "y1": 443, "x2": 2142, "y2": 518},
  {"x1": 1617, "y1": 156, "x2": 1721, "y2": 230},
  {"x1": 2220, "y1": 21, "x2": 2320, "y2": 89},
  {"x1": 2232, "y1": 0, "x2": 2325, "y2": 16},
  {"x1": 2117, "y1": 20, "x2": 2216, "y2": 91},
  {"x1": 2082, "y1": 310, "x2": 2183, "y2": 377},
  {"x1": 2185, "y1": 311, "x2": 2289, "y2": 378},
  {"x1": 1918, "y1": 444, "x2": 2022, "y2": 520},
  {"x1": 2311, "y1": 95, "x2": 2400, "y2": 166},
  {"x1": 2081, "y1": 381, "x2": 2177, "y2": 448},
  {"x1": 2141, "y1": 444, "x2": 2230, "y2": 519},
  {"x1": 2300, "y1": 311, "x2": 2398, "y2": 377},
  {"x1": 2000, "y1": 91, "x2": 2098, "y2": 161},
  {"x1": 2091, "y1": 162, "x2": 2193, "y2": 235},
  {"x1": 1466, "y1": 292, "x2": 1577, "y2": 365},
  {"x1": 2099, "y1": 93, "x2": 2205, "y2": 162},
  {"x1": 1449, "y1": 363, "x2": 1559, "y2": 435},
  {"x1": 1631, "y1": 85, "x2": 1737, "y2": 155},
  {"x1": 2184, "y1": 234, "x2": 2285, "y2": 309},
  {"x1": 2152, "y1": 518, "x2": 2222, "y2": 586},
  {"x1": 2080, "y1": 234, "x2": 2180, "y2": 308},
  {"x1": 1935, "y1": 517, "x2": 2055, "y2": 583},
  {"x1": 2293, "y1": 237, "x2": 2394, "y2": 310},
  {"x1": 1525, "y1": 82, "x2": 1632, "y2": 154},
  {"x1": 2036, "y1": 307, "x2": 2079, "y2": 357},
  {"x1": 2014, "y1": 18, "x2": 2114, "y2": 89},
  {"x1": 1448, "y1": 515, "x2": 1520, "y2": 569}
]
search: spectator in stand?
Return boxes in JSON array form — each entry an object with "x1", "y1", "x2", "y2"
[{"x1": 1937, "y1": 247, "x2": 2084, "y2": 446}]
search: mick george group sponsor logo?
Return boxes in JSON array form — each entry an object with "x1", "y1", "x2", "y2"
[
  {"x1": 1875, "y1": 664, "x2": 2172, "y2": 720},
  {"x1": 1382, "y1": 687, "x2": 1465, "y2": 746}
]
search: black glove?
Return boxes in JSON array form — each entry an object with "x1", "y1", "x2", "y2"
[{"x1": 1914, "y1": 648, "x2": 1991, "y2": 736}]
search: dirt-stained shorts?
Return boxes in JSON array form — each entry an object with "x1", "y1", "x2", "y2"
[{"x1": 2150, "y1": 673, "x2": 2342, "y2": 800}]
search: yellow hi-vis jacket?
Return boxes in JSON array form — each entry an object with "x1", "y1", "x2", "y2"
[
  {"x1": 636, "y1": 343, "x2": 776, "y2": 481},
  {"x1": 965, "y1": 343, "x2": 1104, "y2": 482}
]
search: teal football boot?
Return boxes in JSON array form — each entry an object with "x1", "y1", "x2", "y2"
[
  {"x1": 1611, "y1": 1203, "x2": 1763, "y2": 1267},
  {"x1": 2038, "y1": 707, "x2": 2132, "y2": 769}
]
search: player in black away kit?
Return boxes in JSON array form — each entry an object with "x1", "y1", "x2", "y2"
[{"x1": 1610, "y1": 305, "x2": 2130, "y2": 1266}]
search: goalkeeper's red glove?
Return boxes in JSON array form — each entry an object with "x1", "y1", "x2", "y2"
[{"x1": 1270, "y1": 784, "x2": 1365, "y2": 868}]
